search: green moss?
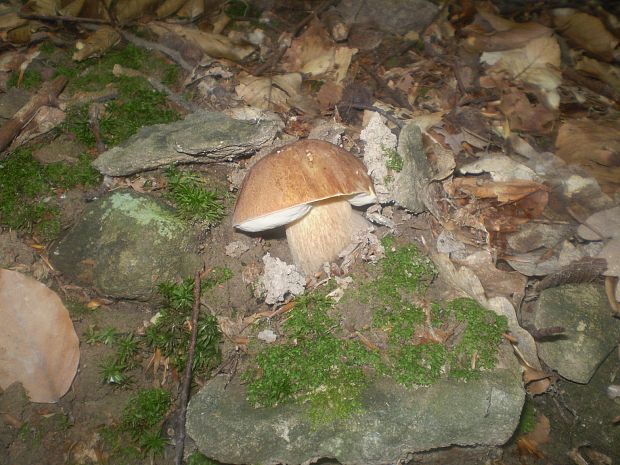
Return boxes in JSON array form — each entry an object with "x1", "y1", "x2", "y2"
[
  {"x1": 188, "y1": 452, "x2": 221, "y2": 465},
  {"x1": 391, "y1": 343, "x2": 446, "y2": 385},
  {"x1": 8, "y1": 69, "x2": 42, "y2": 90},
  {"x1": 446, "y1": 298, "x2": 508, "y2": 380},
  {"x1": 101, "y1": 388, "x2": 172, "y2": 458},
  {"x1": 58, "y1": 44, "x2": 180, "y2": 148},
  {"x1": 145, "y1": 269, "x2": 231, "y2": 376},
  {"x1": 246, "y1": 294, "x2": 381, "y2": 423},
  {"x1": 517, "y1": 399, "x2": 537, "y2": 435},
  {"x1": 165, "y1": 166, "x2": 225, "y2": 225},
  {"x1": 245, "y1": 241, "x2": 508, "y2": 423},
  {"x1": 0, "y1": 148, "x2": 100, "y2": 240},
  {"x1": 384, "y1": 146, "x2": 403, "y2": 172}
]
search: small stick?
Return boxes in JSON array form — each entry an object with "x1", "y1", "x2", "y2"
[
  {"x1": 174, "y1": 271, "x2": 202, "y2": 465},
  {"x1": 0, "y1": 75, "x2": 68, "y2": 155},
  {"x1": 18, "y1": 12, "x2": 113, "y2": 25}
]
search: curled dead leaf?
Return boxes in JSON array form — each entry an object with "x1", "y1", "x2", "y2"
[
  {"x1": 73, "y1": 26, "x2": 121, "y2": 62},
  {"x1": 554, "y1": 9, "x2": 620, "y2": 62}
]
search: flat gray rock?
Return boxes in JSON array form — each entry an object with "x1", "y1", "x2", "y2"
[
  {"x1": 187, "y1": 347, "x2": 524, "y2": 465},
  {"x1": 534, "y1": 283, "x2": 620, "y2": 383},
  {"x1": 51, "y1": 190, "x2": 201, "y2": 300},
  {"x1": 336, "y1": 0, "x2": 438, "y2": 35},
  {"x1": 92, "y1": 111, "x2": 281, "y2": 176}
]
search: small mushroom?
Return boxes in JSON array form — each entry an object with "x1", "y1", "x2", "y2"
[{"x1": 233, "y1": 139, "x2": 377, "y2": 276}]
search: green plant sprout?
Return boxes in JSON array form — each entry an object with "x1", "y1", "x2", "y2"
[
  {"x1": 145, "y1": 269, "x2": 231, "y2": 377},
  {"x1": 164, "y1": 166, "x2": 226, "y2": 225}
]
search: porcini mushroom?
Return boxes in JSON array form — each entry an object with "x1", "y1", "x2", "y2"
[{"x1": 233, "y1": 139, "x2": 377, "y2": 276}]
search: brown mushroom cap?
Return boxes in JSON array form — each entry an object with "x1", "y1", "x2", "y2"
[{"x1": 233, "y1": 139, "x2": 376, "y2": 232}]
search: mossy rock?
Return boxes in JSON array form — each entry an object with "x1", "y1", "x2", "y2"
[
  {"x1": 51, "y1": 190, "x2": 201, "y2": 300},
  {"x1": 187, "y1": 345, "x2": 524, "y2": 465}
]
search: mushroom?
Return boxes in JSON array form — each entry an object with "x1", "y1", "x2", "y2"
[{"x1": 233, "y1": 139, "x2": 377, "y2": 276}]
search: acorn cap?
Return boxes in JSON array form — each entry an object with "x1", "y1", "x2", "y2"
[{"x1": 233, "y1": 139, "x2": 376, "y2": 232}]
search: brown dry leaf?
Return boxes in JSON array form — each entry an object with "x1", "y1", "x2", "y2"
[
  {"x1": 282, "y1": 19, "x2": 356, "y2": 85},
  {"x1": 22, "y1": 0, "x2": 57, "y2": 16},
  {"x1": 499, "y1": 89, "x2": 556, "y2": 134},
  {"x1": 113, "y1": 0, "x2": 158, "y2": 23},
  {"x1": 467, "y1": 9, "x2": 553, "y2": 52},
  {"x1": 58, "y1": 0, "x2": 86, "y2": 17},
  {"x1": 0, "y1": 12, "x2": 28, "y2": 32},
  {"x1": 523, "y1": 365, "x2": 552, "y2": 395},
  {"x1": 176, "y1": 0, "x2": 203, "y2": 19},
  {"x1": 554, "y1": 9, "x2": 620, "y2": 62},
  {"x1": 575, "y1": 56, "x2": 620, "y2": 92},
  {"x1": 11, "y1": 106, "x2": 66, "y2": 149},
  {"x1": 555, "y1": 119, "x2": 620, "y2": 191},
  {"x1": 156, "y1": 0, "x2": 187, "y2": 19},
  {"x1": 73, "y1": 26, "x2": 121, "y2": 62},
  {"x1": 450, "y1": 177, "x2": 549, "y2": 203},
  {"x1": 481, "y1": 35, "x2": 561, "y2": 109},
  {"x1": 148, "y1": 22, "x2": 254, "y2": 62},
  {"x1": 317, "y1": 80, "x2": 343, "y2": 111},
  {"x1": 517, "y1": 414, "x2": 551, "y2": 458},
  {"x1": 235, "y1": 72, "x2": 317, "y2": 114},
  {"x1": 0, "y1": 269, "x2": 80, "y2": 403}
]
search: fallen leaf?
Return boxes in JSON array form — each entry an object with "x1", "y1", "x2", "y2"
[
  {"x1": 113, "y1": 0, "x2": 158, "y2": 23},
  {"x1": 459, "y1": 153, "x2": 539, "y2": 182},
  {"x1": 317, "y1": 80, "x2": 343, "y2": 111},
  {"x1": 449, "y1": 177, "x2": 549, "y2": 203},
  {"x1": 481, "y1": 35, "x2": 561, "y2": 109},
  {"x1": 575, "y1": 56, "x2": 620, "y2": 92},
  {"x1": 498, "y1": 89, "x2": 557, "y2": 134},
  {"x1": 517, "y1": 414, "x2": 551, "y2": 458},
  {"x1": 282, "y1": 19, "x2": 356, "y2": 84},
  {"x1": 466, "y1": 9, "x2": 553, "y2": 52},
  {"x1": 235, "y1": 72, "x2": 317, "y2": 114},
  {"x1": 73, "y1": 26, "x2": 121, "y2": 62},
  {"x1": 555, "y1": 119, "x2": 620, "y2": 192},
  {"x1": 553, "y1": 9, "x2": 620, "y2": 62},
  {"x1": 0, "y1": 269, "x2": 80, "y2": 403},
  {"x1": 156, "y1": 0, "x2": 186, "y2": 18},
  {"x1": 11, "y1": 106, "x2": 66, "y2": 149},
  {"x1": 176, "y1": 0, "x2": 203, "y2": 19},
  {"x1": 148, "y1": 22, "x2": 254, "y2": 62},
  {"x1": 523, "y1": 365, "x2": 552, "y2": 395}
]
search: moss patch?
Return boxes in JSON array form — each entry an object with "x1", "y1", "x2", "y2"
[
  {"x1": 244, "y1": 239, "x2": 508, "y2": 423},
  {"x1": 0, "y1": 148, "x2": 100, "y2": 240},
  {"x1": 145, "y1": 268, "x2": 232, "y2": 376},
  {"x1": 245, "y1": 293, "x2": 382, "y2": 423},
  {"x1": 58, "y1": 44, "x2": 181, "y2": 148}
]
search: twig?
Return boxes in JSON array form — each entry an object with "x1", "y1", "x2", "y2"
[
  {"x1": 523, "y1": 324, "x2": 565, "y2": 341},
  {"x1": 18, "y1": 12, "x2": 112, "y2": 25},
  {"x1": 254, "y1": 0, "x2": 336, "y2": 76},
  {"x1": 361, "y1": 64, "x2": 412, "y2": 110},
  {"x1": 0, "y1": 75, "x2": 68, "y2": 156},
  {"x1": 174, "y1": 271, "x2": 202, "y2": 465},
  {"x1": 120, "y1": 30, "x2": 195, "y2": 74},
  {"x1": 340, "y1": 102, "x2": 404, "y2": 128},
  {"x1": 88, "y1": 103, "x2": 107, "y2": 154}
]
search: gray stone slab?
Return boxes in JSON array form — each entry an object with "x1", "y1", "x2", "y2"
[
  {"x1": 187, "y1": 347, "x2": 524, "y2": 465},
  {"x1": 534, "y1": 283, "x2": 620, "y2": 383},
  {"x1": 92, "y1": 111, "x2": 281, "y2": 176}
]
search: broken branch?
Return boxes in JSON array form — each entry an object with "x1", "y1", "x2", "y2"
[
  {"x1": 0, "y1": 75, "x2": 68, "y2": 156},
  {"x1": 174, "y1": 271, "x2": 202, "y2": 465}
]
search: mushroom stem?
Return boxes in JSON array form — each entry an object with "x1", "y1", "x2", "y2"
[{"x1": 285, "y1": 198, "x2": 366, "y2": 276}]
